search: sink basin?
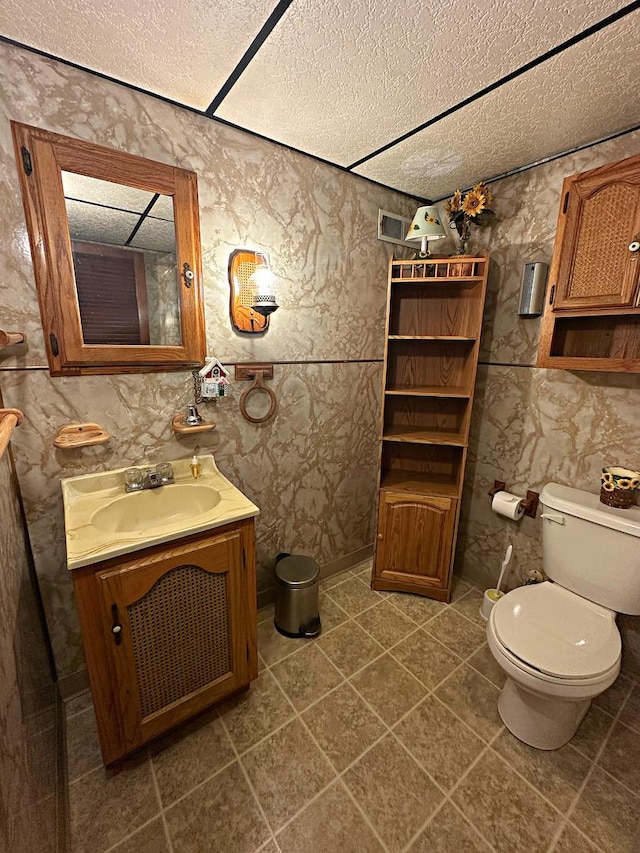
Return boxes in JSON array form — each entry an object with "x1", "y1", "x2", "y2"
[
  {"x1": 61, "y1": 454, "x2": 260, "y2": 569},
  {"x1": 91, "y1": 483, "x2": 221, "y2": 534}
]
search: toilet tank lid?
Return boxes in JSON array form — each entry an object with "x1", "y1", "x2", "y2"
[{"x1": 541, "y1": 483, "x2": 640, "y2": 538}]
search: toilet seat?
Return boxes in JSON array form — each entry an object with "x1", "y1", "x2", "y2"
[{"x1": 491, "y1": 582, "x2": 620, "y2": 680}]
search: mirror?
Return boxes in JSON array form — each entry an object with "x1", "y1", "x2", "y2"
[{"x1": 12, "y1": 122, "x2": 205, "y2": 375}]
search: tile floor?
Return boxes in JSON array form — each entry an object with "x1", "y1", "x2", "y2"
[{"x1": 65, "y1": 562, "x2": 640, "y2": 853}]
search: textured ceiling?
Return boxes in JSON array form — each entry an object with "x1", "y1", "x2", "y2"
[{"x1": 1, "y1": 0, "x2": 638, "y2": 201}]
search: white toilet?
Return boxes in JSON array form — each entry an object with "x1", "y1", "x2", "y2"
[{"x1": 487, "y1": 482, "x2": 640, "y2": 750}]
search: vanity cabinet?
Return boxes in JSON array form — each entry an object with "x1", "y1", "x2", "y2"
[
  {"x1": 372, "y1": 256, "x2": 489, "y2": 601},
  {"x1": 72, "y1": 518, "x2": 257, "y2": 764},
  {"x1": 538, "y1": 152, "x2": 640, "y2": 370}
]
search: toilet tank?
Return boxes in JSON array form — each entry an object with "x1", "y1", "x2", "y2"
[{"x1": 540, "y1": 483, "x2": 640, "y2": 615}]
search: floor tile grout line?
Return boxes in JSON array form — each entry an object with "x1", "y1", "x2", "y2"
[
  {"x1": 544, "y1": 678, "x2": 635, "y2": 853},
  {"x1": 147, "y1": 749, "x2": 174, "y2": 853},
  {"x1": 63, "y1": 701, "x2": 94, "y2": 722},
  {"x1": 100, "y1": 812, "x2": 168, "y2": 853},
  {"x1": 217, "y1": 707, "x2": 280, "y2": 850},
  {"x1": 267, "y1": 655, "x2": 392, "y2": 852}
]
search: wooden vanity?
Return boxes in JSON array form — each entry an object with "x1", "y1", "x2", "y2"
[{"x1": 63, "y1": 456, "x2": 259, "y2": 765}]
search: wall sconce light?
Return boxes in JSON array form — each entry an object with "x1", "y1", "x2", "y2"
[
  {"x1": 405, "y1": 206, "x2": 447, "y2": 257},
  {"x1": 229, "y1": 248, "x2": 280, "y2": 334}
]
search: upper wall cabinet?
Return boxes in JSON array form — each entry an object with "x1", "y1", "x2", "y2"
[
  {"x1": 537, "y1": 152, "x2": 640, "y2": 372},
  {"x1": 11, "y1": 122, "x2": 206, "y2": 375}
]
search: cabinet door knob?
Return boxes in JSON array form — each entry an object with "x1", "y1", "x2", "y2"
[
  {"x1": 111, "y1": 603, "x2": 123, "y2": 645},
  {"x1": 377, "y1": 533, "x2": 383, "y2": 540},
  {"x1": 629, "y1": 240, "x2": 640, "y2": 253}
]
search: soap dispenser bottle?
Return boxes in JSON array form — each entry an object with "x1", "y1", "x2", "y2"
[{"x1": 190, "y1": 453, "x2": 201, "y2": 480}]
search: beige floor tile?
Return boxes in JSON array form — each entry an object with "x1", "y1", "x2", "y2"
[
  {"x1": 551, "y1": 822, "x2": 599, "y2": 853},
  {"x1": 326, "y1": 577, "x2": 381, "y2": 616},
  {"x1": 65, "y1": 691, "x2": 94, "y2": 719},
  {"x1": 257, "y1": 604, "x2": 274, "y2": 624},
  {"x1": 387, "y1": 590, "x2": 448, "y2": 624},
  {"x1": 66, "y1": 707, "x2": 102, "y2": 781},
  {"x1": 302, "y1": 682, "x2": 386, "y2": 772},
  {"x1": 109, "y1": 818, "x2": 170, "y2": 853},
  {"x1": 467, "y1": 643, "x2": 507, "y2": 689},
  {"x1": 435, "y1": 665, "x2": 502, "y2": 742},
  {"x1": 216, "y1": 670, "x2": 294, "y2": 753},
  {"x1": 392, "y1": 628, "x2": 462, "y2": 689},
  {"x1": 570, "y1": 705, "x2": 614, "y2": 759},
  {"x1": 241, "y1": 718, "x2": 335, "y2": 832},
  {"x1": 318, "y1": 592, "x2": 349, "y2": 633},
  {"x1": 451, "y1": 589, "x2": 487, "y2": 629},
  {"x1": 271, "y1": 644, "x2": 343, "y2": 711},
  {"x1": 355, "y1": 600, "x2": 416, "y2": 648},
  {"x1": 318, "y1": 620, "x2": 384, "y2": 677},
  {"x1": 257, "y1": 842, "x2": 279, "y2": 853},
  {"x1": 450, "y1": 575, "x2": 472, "y2": 601},
  {"x1": 149, "y1": 709, "x2": 235, "y2": 806},
  {"x1": 593, "y1": 674, "x2": 633, "y2": 717},
  {"x1": 69, "y1": 756, "x2": 159, "y2": 853},
  {"x1": 619, "y1": 682, "x2": 640, "y2": 734},
  {"x1": 320, "y1": 570, "x2": 353, "y2": 591},
  {"x1": 351, "y1": 562, "x2": 374, "y2": 580},
  {"x1": 426, "y1": 608, "x2": 487, "y2": 659},
  {"x1": 408, "y1": 800, "x2": 493, "y2": 852},
  {"x1": 395, "y1": 695, "x2": 485, "y2": 792},
  {"x1": 276, "y1": 780, "x2": 384, "y2": 853},
  {"x1": 597, "y1": 720, "x2": 640, "y2": 794},
  {"x1": 571, "y1": 766, "x2": 640, "y2": 852},
  {"x1": 343, "y1": 734, "x2": 443, "y2": 850},
  {"x1": 165, "y1": 761, "x2": 269, "y2": 853},
  {"x1": 257, "y1": 619, "x2": 309, "y2": 665},
  {"x1": 493, "y1": 728, "x2": 591, "y2": 813},
  {"x1": 452, "y1": 749, "x2": 562, "y2": 853},
  {"x1": 351, "y1": 654, "x2": 426, "y2": 725}
]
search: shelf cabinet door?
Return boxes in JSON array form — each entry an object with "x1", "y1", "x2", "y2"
[
  {"x1": 374, "y1": 490, "x2": 456, "y2": 597},
  {"x1": 94, "y1": 529, "x2": 251, "y2": 761},
  {"x1": 553, "y1": 154, "x2": 640, "y2": 311}
]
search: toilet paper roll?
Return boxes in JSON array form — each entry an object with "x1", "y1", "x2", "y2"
[{"x1": 492, "y1": 490, "x2": 525, "y2": 521}]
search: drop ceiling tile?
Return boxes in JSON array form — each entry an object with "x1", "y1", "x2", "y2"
[
  {"x1": 65, "y1": 200, "x2": 139, "y2": 245},
  {"x1": 0, "y1": 0, "x2": 278, "y2": 110},
  {"x1": 353, "y1": 11, "x2": 640, "y2": 200},
  {"x1": 129, "y1": 218, "x2": 176, "y2": 253},
  {"x1": 215, "y1": 0, "x2": 630, "y2": 166},
  {"x1": 62, "y1": 173, "x2": 156, "y2": 212}
]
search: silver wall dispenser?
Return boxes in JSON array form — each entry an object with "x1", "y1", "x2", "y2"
[{"x1": 518, "y1": 262, "x2": 548, "y2": 316}]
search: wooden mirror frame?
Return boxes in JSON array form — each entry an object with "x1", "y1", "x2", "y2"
[{"x1": 11, "y1": 121, "x2": 206, "y2": 375}]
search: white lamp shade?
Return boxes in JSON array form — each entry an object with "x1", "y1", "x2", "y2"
[{"x1": 405, "y1": 206, "x2": 447, "y2": 242}]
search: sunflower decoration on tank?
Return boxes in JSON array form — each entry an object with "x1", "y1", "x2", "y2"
[
  {"x1": 445, "y1": 182, "x2": 496, "y2": 255},
  {"x1": 601, "y1": 467, "x2": 640, "y2": 492}
]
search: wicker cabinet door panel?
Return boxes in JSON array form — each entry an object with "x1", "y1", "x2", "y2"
[
  {"x1": 554, "y1": 157, "x2": 640, "y2": 310},
  {"x1": 97, "y1": 531, "x2": 248, "y2": 754},
  {"x1": 375, "y1": 491, "x2": 455, "y2": 592}
]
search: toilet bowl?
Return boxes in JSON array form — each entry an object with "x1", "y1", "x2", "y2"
[
  {"x1": 487, "y1": 581, "x2": 620, "y2": 749},
  {"x1": 485, "y1": 481, "x2": 640, "y2": 750}
]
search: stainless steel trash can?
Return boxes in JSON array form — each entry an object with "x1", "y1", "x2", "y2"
[{"x1": 274, "y1": 554, "x2": 321, "y2": 638}]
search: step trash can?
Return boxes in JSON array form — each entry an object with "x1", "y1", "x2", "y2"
[{"x1": 274, "y1": 553, "x2": 321, "y2": 638}]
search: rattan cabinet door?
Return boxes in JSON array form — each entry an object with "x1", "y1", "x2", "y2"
[
  {"x1": 96, "y1": 529, "x2": 249, "y2": 756},
  {"x1": 553, "y1": 154, "x2": 640, "y2": 311}
]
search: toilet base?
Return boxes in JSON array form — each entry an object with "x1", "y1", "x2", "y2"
[{"x1": 498, "y1": 677, "x2": 591, "y2": 750}]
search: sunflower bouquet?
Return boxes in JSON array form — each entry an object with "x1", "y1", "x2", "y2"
[{"x1": 445, "y1": 182, "x2": 495, "y2": 255}]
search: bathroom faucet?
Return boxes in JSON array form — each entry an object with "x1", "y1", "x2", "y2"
[{"x1": 124, "y1": 463, "x2": 174, "y2": 493}]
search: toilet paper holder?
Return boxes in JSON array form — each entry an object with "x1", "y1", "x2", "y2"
[{"x1": 488, "y1": 480, "x2": 539, "y2": 518}]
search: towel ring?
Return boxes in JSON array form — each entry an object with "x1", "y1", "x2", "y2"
[{"x1": 239, "y1": 369, "x2": 277, "y2": 424}]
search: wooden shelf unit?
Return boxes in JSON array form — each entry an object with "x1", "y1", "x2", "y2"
[{"x1": 373, "y1": 255, "x2": 489, "y2": 601}]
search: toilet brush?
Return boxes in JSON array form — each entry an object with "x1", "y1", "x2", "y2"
[{"x1": 480, "y1": 544, "x2": 513, "y2": 622}]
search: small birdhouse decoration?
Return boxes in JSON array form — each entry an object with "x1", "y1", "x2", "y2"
[{"x1": 199, "y1": 357, "x2": 230, "y2": 398}]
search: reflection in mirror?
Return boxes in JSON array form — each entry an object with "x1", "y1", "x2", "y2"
[{"x1": 61, "y1": 173, "x2": 182, "y2": 346}]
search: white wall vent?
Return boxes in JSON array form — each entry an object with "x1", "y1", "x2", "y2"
[{"x1": 377, "y1": 209, "x2": 414, "y2": 249}]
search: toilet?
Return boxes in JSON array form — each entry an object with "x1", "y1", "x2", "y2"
[{"x1": 487, "y1": 482, "x2": 640, "y2": 750}]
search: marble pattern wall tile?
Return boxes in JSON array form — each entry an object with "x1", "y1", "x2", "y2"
[
  {"x1": 1, "y1": 362, "x2": 382, "y2": 677},
  {"x1": 0, "y1": 444, "x2": 57, "y2": 851},
  {"x1": 0, "y1": 42, "x2": 416, "y2": 371}
]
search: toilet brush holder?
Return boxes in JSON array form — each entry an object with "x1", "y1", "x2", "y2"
[{"x1": 480, "y1": 588, "x2": 505, "y2": 622}]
